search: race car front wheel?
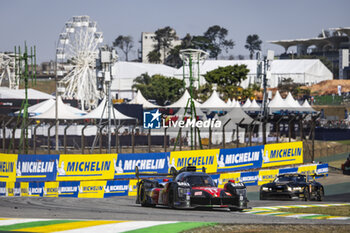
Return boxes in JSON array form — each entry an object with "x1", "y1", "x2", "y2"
[
  {"x1": 303, "y1": 188, "x2": 310, "y2": 201},
  {"x1": 317, "y1": 187, "x2": 324, "y2": 201}
]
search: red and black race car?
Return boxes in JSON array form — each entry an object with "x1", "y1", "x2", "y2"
[{"x1": 135, "y1": 166, "x2": 249, "y2": 211}]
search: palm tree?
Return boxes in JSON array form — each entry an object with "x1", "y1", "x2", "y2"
[
  {"x1": 147, "y1": 50, "x2": 161, "y2": 64},
  {"x1": 245, "y1": 34, "x2": 262, "y2": 60}
]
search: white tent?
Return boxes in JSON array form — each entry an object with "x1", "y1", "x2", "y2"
[
  {"x1": 175, "y1": 59, "x2": 332, "y2": 88},
  {"x1": 284, "y1": 92, "x2": 301, "y2": 110},
  {"x1": 32, "y1": 96, "x2": 86, "y2": 119},
  {"x1": 268, "y1": 59, "x2": 333, "y2": 87},
  {"x1": 226, "y1": 99, "x2": 232, "y2": 106},
  {"x1": 232, "y1": 100, "x2": 241, "y2": 108},
  {"x1": 245, "y1": 99, "x2": 260, "y2": 111},
  {"x1": 0, "y1": 87, "x2": 54, "y2": 99},
  {"x1": 301, "y1": 100, "x2": 315, "y2": 112},
  {"x1": 80, "y1": 98, "x2": 134, "y2": 120},
  {"x1": 128, "y1": 90, "x2": 160, "y2": 109},
  {"x1": 165, "y1": 90, "x2": 201, "y2": 108},
  {"x1": 200, "y1": 90, "x2": 231, "y2": 109},
  {"x1": 242, "y1": 99, "x2": 252, "y2": 108},
  {"x1": 175, "y1": 107, "x2": 206, "y2": 118},
  {"x1": 15, "y1": 99, "x2": 55, "y2": 116},
  {"x1": 218, "y1": 107, "x2": 254, "y2": 131},
  {"x1": 111, "y1": 62, "x2": 178, "y2": 99},
  {"x1": 268, "y1": 91, "x2": 286, "y2": 111}
]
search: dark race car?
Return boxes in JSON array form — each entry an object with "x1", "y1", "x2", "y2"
[
  {"x1": 135, "y1": 166, "x2": 249, "y2": 211},
  {"x1": 259, "y1": 173, "x2": 324, "y2": 201}
]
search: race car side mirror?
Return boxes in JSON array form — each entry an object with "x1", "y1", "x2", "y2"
[
  {"x1": 229, "y1": 180, "x2": 235, "y2": 183},
  {"x1": 163, "y1": 178, "x2": 169, "y2": 182}
]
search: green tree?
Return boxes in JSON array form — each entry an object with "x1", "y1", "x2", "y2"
[
  {"x1": 153, "y1": 26, "x2": 178, "y2": 63},
  {"x1": 203, "y1": 25, "x2": 235, "y2": 59},
  {"x1": 147, "y1": 50, "x2": 161, "y2": 64},
  {"x1": 277, "y1": 78, "x2": 301, "y2": 96},
  {"x1": 113, "y1": 35, "x2": 134, "y2": 61},
  {"x1": 133, "y1": 73, "x2": 184, "y2": 105},
  {"x1": 166, "y1": 34, "x2": 193, "y2": 68},
  {"x1": 132, "y1": 73, "x2": 152, "y2": 87},
  {"x1": 203, "y1": 65, "x2": 249, "y2": 99},
  {"x1": 203, "y1": 65, "x2": 249, "y2": 86},
  {"x1": 245, "y1": 34, "x2": 262, "y2": 59}
]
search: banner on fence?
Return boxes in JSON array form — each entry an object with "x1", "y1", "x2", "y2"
[
  {"x1": 0, "y1": 142, "x2": 304, "y2": 182},
  {"x1": 169, "y1": 149, "x2": 219, "y2": 173},
  {"x1": 262, "y1": 141, "x2": 303, "y2": 168},
  {"x1": 217, "y1": 146, "x2": 263, "y2": 172},
  {"x1": 56, "y1": 154, "x2": 117, "y2": 181},
  {"x1": 114, "y1": 152, "x2": 169, "y2": 179},
  {"x1": 16, "y1": 154, "x2": 59, "y2": 182},
  {"x1": 0, "y1": 153, "x2": 17, "y2": 182}
]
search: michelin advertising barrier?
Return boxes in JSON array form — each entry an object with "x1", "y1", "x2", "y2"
[
  {"x1": 0, "y1": 163, "x2": 328, "y2": 198},
  {"x1": 0, "y1": 141, "x2": 303, "y2": 182}
]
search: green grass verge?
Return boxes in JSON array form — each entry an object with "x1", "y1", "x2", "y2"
[
  {"x1": 124, "y1": 222, "x2": 217, "y2": 233},
  {"x1": 277, "y1": 206, "x2": 350, "y2": 217},
  {"x1": 0, "y1": 220, "x2": 78, "y2": 231}
]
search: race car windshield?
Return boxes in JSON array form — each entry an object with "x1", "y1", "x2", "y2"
[
  {"x1": 274, "y1": 175, "x2": 306, "y2": 183},
  {"x1": 185, "y1": 175, "x2": 215, "y2": 187}
]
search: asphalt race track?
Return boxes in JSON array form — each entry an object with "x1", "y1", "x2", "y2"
[{"x1": 0, "y1": 193, "x2": 349, "y2": 225}]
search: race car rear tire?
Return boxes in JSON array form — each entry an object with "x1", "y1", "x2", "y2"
[
  {"x1": 303, "y1": 188, "x2": 310, "y2": 201},
  {"x1": 317, "y1": 187, "x2": 324, "y2": 201},
  {"x1": 140, "y1": 183, "x2": 155, "y2": 207},
  {"x1": 168, "y1": 190, "x2": 175, "y2": 209}
]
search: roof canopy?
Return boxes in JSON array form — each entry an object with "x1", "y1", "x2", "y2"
[
  {"x1": 80, "y1": 97, "x2": 134, "y2": 120},
  {"x1": 32, "y1": 96, "x2": 86, "y2": 120},
  {"x1": 111, "y1": 62, "x2": 178, "y2": 91},
  {"x1": 0, "y1": 87, "x2": 54, "y2": 99},
  {"x1": 15, "y1": 99, "x2": 55, "y2": 116},
  {"x1": 128, "y1": 90, "x2": 160, "y2": 109},
  {"x1": 200, "y1": 90, "x2": 230, "y2": 109},
  {"x1": 218, "y1": 107, "x2": 254, "y2": 131},
  {"x1": 165, "y1": 90, "x2": 201, "y2": 108}
]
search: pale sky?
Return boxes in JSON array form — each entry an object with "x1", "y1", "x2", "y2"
[{"x1": 1, "y1": 0, "x2": 349, "y2": 63}]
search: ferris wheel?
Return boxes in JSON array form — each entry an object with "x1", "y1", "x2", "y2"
[
  {"x1": 56, "y1": 15, "x2": 103, "y2": 110},
  {"x1": 0, "y1": 53, "x2": 18, "y2": 89}
]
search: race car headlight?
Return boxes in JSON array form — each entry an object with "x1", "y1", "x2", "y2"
[
  {"x1": 292, "y1": 187, "x2": 302, "y2": 191},
  {"x1": 178, "y1": 187, "x2": 190, "y2": 197},
  {"x1": 261, "y1": 187, "x2": 269, "y2": 191},
  {"x1": 287, "y1": 187, "x2": 292, "y2": 191}
]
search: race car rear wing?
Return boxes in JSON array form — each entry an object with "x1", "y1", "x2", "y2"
[
  {"x1": 135, "y1": 166, "x2": 178, "y2": 181},
  {"x1": 135, "y1": 165, "x2": 207, "y2": 181}
]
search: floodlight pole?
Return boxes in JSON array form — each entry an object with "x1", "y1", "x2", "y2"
[
  {"x1": 262, "y1": 50, "x2": 274, "y2": 145},
  {"x1": 93, "y1": 45, "x2": 118, "y2": 154},
  {"x1": 262, "y1": 59, "x2": 268, "y2": 145},
  {"x1": 55, "y1": 41, "x2": 59, "y2": 152}
]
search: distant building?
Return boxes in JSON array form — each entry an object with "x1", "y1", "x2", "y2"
[
  {"x1": 140, "y1": 31, "x2": 181, "y2": 64},
  {"x1": 269, "y1": 27, "x2": 350, "y2": 79}
]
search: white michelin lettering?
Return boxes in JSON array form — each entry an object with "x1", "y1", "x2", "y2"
[{"x1": 177, "y1": 182, "x2": 190, "y2": 187}]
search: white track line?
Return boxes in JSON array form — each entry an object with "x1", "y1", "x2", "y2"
[{"x1": 0, "y1": 218, "x2": 54, "y2": 226}]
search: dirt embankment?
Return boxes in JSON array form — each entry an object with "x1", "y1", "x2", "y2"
[{"x1": 302, "y1": 80, "x2": 350, "y2": 95}]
